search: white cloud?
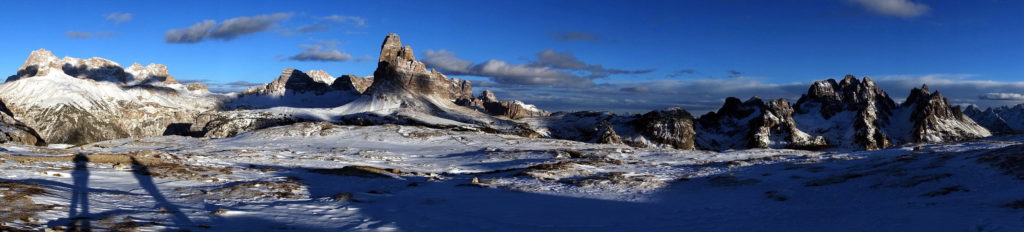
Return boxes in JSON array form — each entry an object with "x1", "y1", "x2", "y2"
[
  {"x1": 848, "y1": 0, "x2": 930, "y2": 18},
  {"x1": 165, "y1": 13, "x2": 292, "y2": 43}
]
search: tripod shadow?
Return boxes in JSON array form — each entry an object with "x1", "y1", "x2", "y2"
[{"x1": 129, "y1": 156, "x2": 194, "y2": 229}]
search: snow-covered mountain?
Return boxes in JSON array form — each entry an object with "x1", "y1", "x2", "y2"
[
  {"x1": 964, "y1": 104, "x2": 1024, "y2": 134},
  {"x1": 0, "y1": 49, "x2": 223, "y2": 145}
]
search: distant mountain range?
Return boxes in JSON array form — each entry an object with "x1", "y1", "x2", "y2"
[{"x1": 0, "y1": 33, "x2": 1011, "y2": 151}]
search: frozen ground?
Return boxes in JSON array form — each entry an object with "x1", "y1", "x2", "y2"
[{"x1": 1, "y1": 123, "x2": 1023, "y2": 231}]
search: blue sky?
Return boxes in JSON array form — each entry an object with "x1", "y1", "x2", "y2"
[{"x1": 1, "y1": 0, "x2": 1022, "y2": 114}]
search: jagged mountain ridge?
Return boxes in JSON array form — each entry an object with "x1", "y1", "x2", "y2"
[
  {"x1": 790, "y1": 75, "x2": 989, "y2": 150},
  {"x1": 964, "y1": 104, "x2": 1024, "y2": 134},
  {"x1": 0, "y1": 35, "x2": 998, "y2": 151}
]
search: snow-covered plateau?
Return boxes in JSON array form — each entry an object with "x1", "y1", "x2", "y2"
[{"x1": 1, "y1": 122, "x2": 1023, "y2": 231}]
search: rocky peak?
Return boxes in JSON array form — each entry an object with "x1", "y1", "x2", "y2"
[
  {"x1": 900, "y1": 85, "x2": 990, "y2": 142},
  {"x1": 795, "y1": 75, "x2": 895, "y2": 119},
  {"x1": 330, "y1": 74, "x2": 373, "y2": 94},
  {"x1": 480, "y1": 90, "x2": 499, "y2": 102},
  {"x1": 243, "y1": 68, "x2": 334, "y2": 96},
  {"x1": 364, "y1": 33, "x2": 474, "y2": 101},
  {"x1": 7, "y1": 49, "x2": 59, "y2": 81},
  {"x1": 307, "y1": 70, "x2": 335, "y2": 85}
]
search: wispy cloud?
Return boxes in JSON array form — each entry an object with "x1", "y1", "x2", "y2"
[
  {"x1": 980, "y1": 93, "x2": 1024, "y2": 101},
  {"x1": 323, "y1": 15, "x2": 366, "y2": 27},
  {"x1": 165, "y1": 13, "x2": 292, "y2": 43},
  {"x1": 551, "y1": 31, "x2": 599, "y2": 42},
  {"x1": 423, "y1": 49, "x2": 651, "y2": 87},
  {"x1": 288, "y1": 41, "x2": 360, "y2": 62},
  {"x1": 848, "y1": 0, "x2": 930, "y2": 18},
  {"x1": 66, "y1": 31, "x2": 93, "y2": 39},
  {"x1": 667, "y1": 69, "x2": 698, "y2": 78},
  {"x1": 104, "y1": 12, "x2": 133, "y2": 24},
  {"x1": 65, "y1": 31, "x2": 118, "y2": 39},
  {"x1": 530, "y1": 50, "x2": 653, "y2": 78}
]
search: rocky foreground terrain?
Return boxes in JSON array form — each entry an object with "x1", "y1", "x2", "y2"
[{"x1": 0, "y1": 34, "x2": 1022, "y2": 231}]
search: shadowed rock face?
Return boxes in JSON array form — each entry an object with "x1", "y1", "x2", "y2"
[
  {"x1": 696, "y1": 97, "x2": 827, "y2": 151},
  {"x1": 364, "y1": 34, "x2": 473, "y2": 101}
]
